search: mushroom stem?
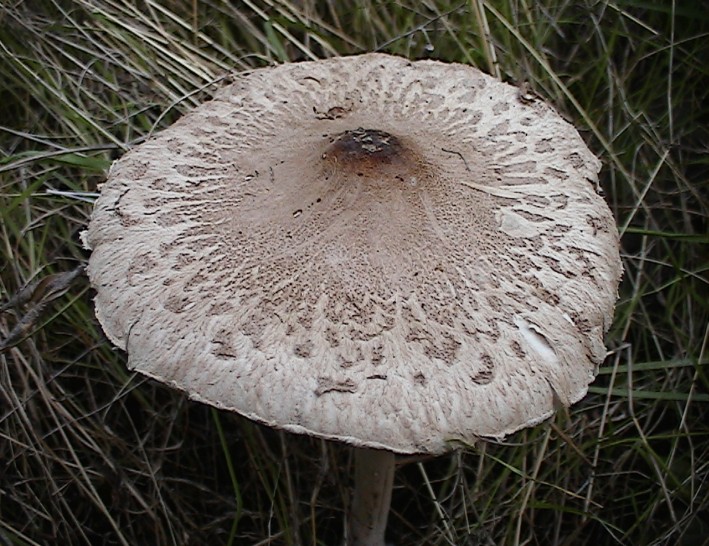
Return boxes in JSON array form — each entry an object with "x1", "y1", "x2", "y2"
[{"x1": 349, "y1": 447, "x2": 395, "y2": 546}]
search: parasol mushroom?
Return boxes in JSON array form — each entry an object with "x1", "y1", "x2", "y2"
[{"x1": 85, "y1": 53, "x2": 622, "y2": 545}]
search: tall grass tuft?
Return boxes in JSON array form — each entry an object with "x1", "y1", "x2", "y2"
[{"x1": 1, "y1": 1, "x2": 707, "y2": 545}]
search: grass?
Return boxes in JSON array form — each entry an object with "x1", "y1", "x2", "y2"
[{"x1": 1, "y1": 1, "x2": 707, "y2": 545}]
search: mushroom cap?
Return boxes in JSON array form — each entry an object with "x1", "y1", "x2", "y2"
[{"x1": 86, "y1": 53, "x2": 621, "y2": 455}]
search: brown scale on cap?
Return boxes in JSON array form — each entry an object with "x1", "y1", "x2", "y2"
[{"x1": 322, "y1": 128, "x2": 425, "y2": 182}]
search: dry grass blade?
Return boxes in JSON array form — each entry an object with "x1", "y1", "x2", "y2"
[{"x1": 0, "y1": 266, "x2": 84, "y2": 351}]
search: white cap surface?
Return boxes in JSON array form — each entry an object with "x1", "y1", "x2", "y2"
[{"x1": 87, "y1": 54, "x2": 622, "y2": 454}]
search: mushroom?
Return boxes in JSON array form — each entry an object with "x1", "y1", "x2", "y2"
[{"x1": 85, "y1": 53, "x2": 621, "y2": 545}]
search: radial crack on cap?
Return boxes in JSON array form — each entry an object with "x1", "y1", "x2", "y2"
[{"x1": 514, "y1": 316, "x2": 559, "y2": 367}]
